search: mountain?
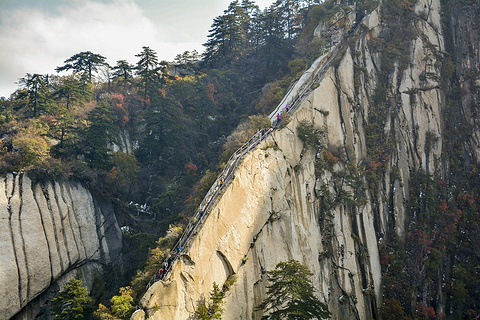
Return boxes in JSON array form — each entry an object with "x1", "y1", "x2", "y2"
[
  {"x1": 132, "y1": 0, "x2": 480, "y2": 319},
  {"x1": 0, "y1": 174, "x2": 121, "y2": 320}
]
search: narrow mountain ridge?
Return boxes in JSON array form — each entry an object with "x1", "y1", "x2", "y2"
[{"x1": 133, "y1": 0, "x2": 480, "y2": 319}]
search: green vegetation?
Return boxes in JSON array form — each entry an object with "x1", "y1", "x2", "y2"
[
  {"x1": 256, "y1": 259, "x2": 330, "y2": 319},
  {"x1": 194, "y1": 282, "x2": 226, "y2": 320},
  {"x1": 51, "y1": 278, "x2": 93, "y2": 320},
  {"x1": 94, "y1": 287, "x2": 136, "y2": 320},
  {"x1": 297, "y1": 120, "x2": 320, "y2": 147},
  {"x1": 363, "y1": 0, "x2": 419, "y2": 191},
  {"x1": 375, "y1": 1, "x2": 480, "y2": 318},
  {"x1": 0, "y1": 0, "x2": 395, "y2": 316},
  {"x1": 129, "y1": 224, "x2": 183, "y2": 294}
]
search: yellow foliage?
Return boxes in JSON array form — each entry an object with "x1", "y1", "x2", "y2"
[
  {"x1": 165, "y1": 224, "x2": 183, "y2": 240},
  {"x1": 12, "y1": 133, "x2": 49, "y2": 167},
  {"x1": 94, "y1": 304, "x2": 116, "y2": 320}
]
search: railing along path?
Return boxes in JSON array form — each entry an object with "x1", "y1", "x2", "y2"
[{"x1": 148, "y1": 26, "x2": 355, "y2": 288}]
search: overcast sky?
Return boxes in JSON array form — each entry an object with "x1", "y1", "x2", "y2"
[{"x1": 0, "y1": 0, "x2": 275, "y2": 98}]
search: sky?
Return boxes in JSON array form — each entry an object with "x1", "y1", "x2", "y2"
[{"x1": 0, "y1": 0, "x2": 276, "y2": 98}]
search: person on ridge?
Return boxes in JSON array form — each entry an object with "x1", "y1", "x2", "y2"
[{"x1": 156, "y1": 268, "x2": 164, "y2": 280}]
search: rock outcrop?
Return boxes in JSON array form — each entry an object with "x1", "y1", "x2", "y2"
[
  {"x1": 134, "y1": 0, "x2": 478, "y2": 319},
  {"x1": 0, "y1": 173, "x2": 121, "y2": 320}
]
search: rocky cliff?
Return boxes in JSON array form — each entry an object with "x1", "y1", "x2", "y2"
[
  {"x1": 133, "y1": 0, "x2": 479, "y2": 319},
  {"x1": 0, "y1": 173, "x2": 121, "y2": 320}
]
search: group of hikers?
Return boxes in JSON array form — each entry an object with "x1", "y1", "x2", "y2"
[
  {"x1": 155, "y1": 245, "x2": 183, "y2": 281},
  {"x1": 275, "y1": 104, "x2": 290, "y2": 126}
]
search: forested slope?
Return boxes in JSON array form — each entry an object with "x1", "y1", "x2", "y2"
[
  {"x1": 1, "y1": 0, "x2": 360, "y2": 318},
  {"x1": 134, "y1": 0, "x2": 480, "y2": 319},
  {"x1": 2, "y1": 0, "x2": 480, "y2": 319}
]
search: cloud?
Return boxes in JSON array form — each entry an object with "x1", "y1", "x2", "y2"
[
  {"x1": 0, "y1": 0, "x2": 277, "y2": 98},
  {"x1": 0, "y1": 0, "x2": 201, "y2": 97}
]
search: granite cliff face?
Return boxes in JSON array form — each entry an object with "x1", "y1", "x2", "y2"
[
  {"x1": 132, "y1": 0, "x2": 480, "y2": 318},
  {"x1": 0, "y1": 173, "x2": 121, "y2": 320},
  {"x1": 132, "y1": 0, "x2": 455, "y2": 319}
]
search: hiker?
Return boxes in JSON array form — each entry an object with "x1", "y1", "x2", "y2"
[
  {"x1": 167, "y1": 256, "x2": 174, "y2": 269},
  {"x1": 276, "y1": 113, "x2": 281, "y2": 126},
  {"x1": 219, "y1": 177, "x2": 224, "y2": 186},
  {"x1": 285, "y1": 104, "x2": 290, "y2": 112},
  {"x1": 156, "y1": 268, "x2": 164, "y2": 280},
  {"x1": 177, "y1": 246, "x2": 183, "y2": 254}
]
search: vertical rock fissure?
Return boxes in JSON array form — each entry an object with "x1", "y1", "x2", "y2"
[
  {"x1": 334, "y1": 68, "x2": 350, "y2": 155},
  {"x1": 331, "y1": 259, "x2": 361, "y2": 320},
  {"x1": 59, "y1": 183, "x2": 82, "y2": 263},
  {"x1": 32, "y1": 181, "x2": 54, "y2": 283},
  {"x1": 7, "y1": 175, "x2": 22, "y2": 308},
  {"x1": 408, "y1": 96, "x2": 422, "y2": 166},
  {"x1": 93, "y1": 197, "x2": 107, "y2": 263},
  {"x1": 64, "y1": 184, "x2": 88, "y2": 259},
  {"x1": 18, "y1": 174, "x2": 30, "y2": 302},
  {"x1": 52, "y1": 182, "x2": 72, "y2": 265},
  {"x1": 42, "y1": 183, "x2": 65, "y2": 272}
]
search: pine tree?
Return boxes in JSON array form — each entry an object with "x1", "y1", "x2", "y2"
[
  {"x1": 16, "y1": 73, "x2": 49, "y2": 117},
  {"x1": 256, "y1": 259, "x2": 331, "y2": 320},
  {"x1": 135, "y1": 46, "x2": 160, "y2": 97},
  {"x1": 194, "y1": 282, "x2": 225, "y2": 320},
  {"x1": 203, "y1": 14, "x2": 235, "y2": 62},
  {"x1": 51, "y1": 278, "x2": 93, "y2": 320},
  {"x1": 111, "y1": 60, "x2": 134, "y2": 89},
  {"x1": 51, "y1": 74, "x2": 85, "y2": 110},
  {"x1": 81, "y1": 100, "x2": 118, "y2": 169},
  {"x1": 55, "y1": 51, "x2": 107, "y2": 83}
]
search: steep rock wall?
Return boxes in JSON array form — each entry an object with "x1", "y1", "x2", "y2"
[
  {"x1": 134, "y1": 0, "x2": 452, "y2": 319},
  {"x1": 0, "y1": 173, "x2": 121, "y2": 320},
  {"x1": 448, "y1": 1, "x2": 480, "y2": 162}
]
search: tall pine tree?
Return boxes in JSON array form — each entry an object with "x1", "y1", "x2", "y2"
[
  {"x1": 256, "y1": 259, "x2": 331, "y2": 320},
  {"x1": 51, "y1": 278, "x2": 93, "y2": 320},
  {"x1": 135, "y1": 46, "x2": 161, "y2": 98}
]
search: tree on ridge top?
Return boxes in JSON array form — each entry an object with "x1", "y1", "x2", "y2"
[{"x1": 55, "y1": 51, "x2": 108, "y2": 83}]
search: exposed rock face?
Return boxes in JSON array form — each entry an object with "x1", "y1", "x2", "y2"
[
  {"x1": 111, "y1": 128, "x2": 135, "y2": 153},
  {"x1": 448, "y1": 1, "x2": 480, "y2": 163},
  {"x1": 135, "y1": 0, "x2": 478, "y2": 319},
  {"x1": 0, "y1": 173, "x2": 121, "y2": 320}
]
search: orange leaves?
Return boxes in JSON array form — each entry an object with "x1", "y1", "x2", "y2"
[
  {"x1": 206, "y1": 83, "x2": 215, "y2": 101},
  {"x1": 402, "y1": 0, "x2": 414, "y2": 11},
  {"x1": 416, "y1": 301, "x2": 437, "y2": 319},
  {"x1": 457, "y1": 192, "x2": 475, "y2": 207},
  {"x1": 369, "y1": 160, "x2": 382, "y2": 171},
  {"x1": 185, "y1": 161, "x2": 198, "y2": 174},
  {"x1": 322, "y1": 149, "x2": 339, "y2": 164},
  {"x1": 439, "y1": 199, "x2": 448, "y2": 212}
]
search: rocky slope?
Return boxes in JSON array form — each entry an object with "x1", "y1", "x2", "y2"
[
  {"x1": 133, "y1": 0, "x2": 479, "y2": 319},
  {"x1": 0, "y1": 173, "x2": 121, "y2": 320}
]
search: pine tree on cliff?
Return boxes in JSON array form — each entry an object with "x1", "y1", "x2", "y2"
[
  {"x1": 51, "y1": 278, "x2": 93, "y2": 320},
  {"x1": 111, "y1": 60, "x2": 134, "y2": 89},
  {"x1": 194, "y1": 282, "x2": 225, "y2": 320},
  {"x1": 55, "y1": 51, "x2": 107, "y2": 83},
  {"x1": 135, "y1": 46, "x2": 161, "y2": 98},
  {"x1": 16, "y1": 73, "x2": 49, "y2": 117},
  {"x1": 256, "y1": 259, "x2": 331, "y2": 319}
]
